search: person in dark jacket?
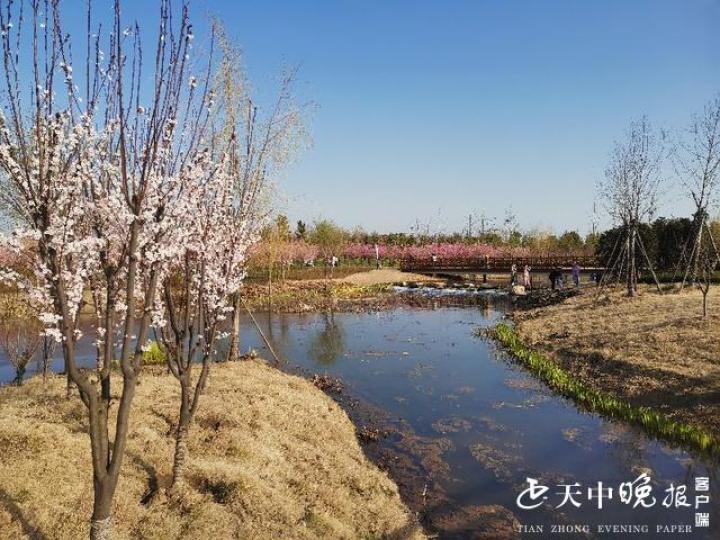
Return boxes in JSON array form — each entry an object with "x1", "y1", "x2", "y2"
[{"x1": 548, "y1": 269, "x2": 561, "y2": 290}]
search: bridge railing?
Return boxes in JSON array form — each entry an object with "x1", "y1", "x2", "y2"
[{"x1": 400, "y1": 255, "x2": 599, "y2": 272}]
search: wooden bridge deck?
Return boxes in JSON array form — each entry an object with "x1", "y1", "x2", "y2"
[{"x1": 400, "y1": 255, "x2": 602, "y2": 273}]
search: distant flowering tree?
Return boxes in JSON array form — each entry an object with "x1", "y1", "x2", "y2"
[{"x1": 0, "y1": 1, "x2": 216, "y2": 537}]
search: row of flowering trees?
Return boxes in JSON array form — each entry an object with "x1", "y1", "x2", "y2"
[
  {"x1": 248, "y1": 241, "x2": 540, "y2": 269},
  {"x1": 0, "y1": 1, "x2": 302, "y2": 538},
  {"x1": 343, "y1": 242, "x2": 509, "y2": 260}
]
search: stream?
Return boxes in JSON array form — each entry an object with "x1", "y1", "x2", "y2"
[{"x1": 1, "y1": 294, "x2": 718, "y2": 539}]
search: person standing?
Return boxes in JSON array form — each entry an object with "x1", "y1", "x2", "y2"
[
  {"x1": 572, "y1": 261, "x2": 581, "y2": 287},
  {"x1": 523, "y1": 264, "x2": 531, "y2": 289},
  {"x1": 549, "y1": 268, "x2": 559, "y2": 290},
  {"x1": 510, "y1": 263, "x2": 517, "y2": 286}
]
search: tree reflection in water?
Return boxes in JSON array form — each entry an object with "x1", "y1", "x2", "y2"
[{"x1": 309, "y1": 312, "x2": 345, "y2": 366}]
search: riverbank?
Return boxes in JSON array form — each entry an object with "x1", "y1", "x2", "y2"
[
  {"x1": 509, "y1": 285, "x2": 720, "y2": 439},
  {"x1": 0, "y1": 361, "x2": 423, "y2": 539}
]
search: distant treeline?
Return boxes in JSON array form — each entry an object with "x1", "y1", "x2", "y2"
[
  {"x1": 596, "y1": 217, "x2": 719, "y2": 272},
  {"x1": 291, "y1": 218, "x2": 595, "y2": 254},
  {"x1": 249, "y1": 215, "x2": 714, "y2": 273}
]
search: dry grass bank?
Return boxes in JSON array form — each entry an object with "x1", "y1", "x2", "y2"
[
  {"x1": 340, "y1": 269, "x2": 442, "y2": 287},
  {"x1": 243, "y1": 280, "x2": 392, "y2": 312},
  {"x1": 514, "y1": 285, "x2": 720, "y2": 434},
  {"x1": 0, "y1": 361, "x2": 423, "y2": 539}
]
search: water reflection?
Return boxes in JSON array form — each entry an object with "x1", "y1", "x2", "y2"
[
  {"x1": 308, "y1": 312, "x2": 345, "y2": 366},
  {"x1": 1, "y1": 303, "x2": 719, "y2": 539}
]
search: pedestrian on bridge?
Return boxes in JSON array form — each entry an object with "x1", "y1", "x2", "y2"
[
  {"x1": 510, "y1": 263, "x2": 517, "y2": 286},
  {"x1": 523, "y1": 265, "x2": 531, "y2": 289},
  {"x1": 572, "y1": 261, "x2": 581, "y2": 288}
]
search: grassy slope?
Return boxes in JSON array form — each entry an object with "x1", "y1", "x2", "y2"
[
  {"x1": 513, "y1": 286, "x2": 720, "y2": 436},
  {"x1": 0, "y1": 361, "x2": 423, "y2": 539}
]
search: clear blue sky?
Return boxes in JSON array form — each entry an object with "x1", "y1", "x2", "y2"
[{"x1": 86, "y1": 1, "x2": 720, "y2": 234}]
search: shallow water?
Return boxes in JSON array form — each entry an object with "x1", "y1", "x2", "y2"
[{"x1": 1, "y1": 299, "x2": 718, "y2": 539}]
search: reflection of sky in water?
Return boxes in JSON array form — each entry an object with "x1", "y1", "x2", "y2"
[{"x1": 2, "y1": 305, "x2": 718, "y2": 538}]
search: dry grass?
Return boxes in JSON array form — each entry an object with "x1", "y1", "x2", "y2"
[
  {"x1": 340, "y1": 269, "x2": 441, "y2": 287},
  {"x1": 0, "y1": 361, "x2": 424, "y2": 539},
  {"x1": 514, "y1": 285, "x2": 720, "y2": 434}
]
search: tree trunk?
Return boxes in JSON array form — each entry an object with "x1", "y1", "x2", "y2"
[
  {"x1": 693, "y1": 222, "x2": 704, "y2": 282},
  {"x1": 171, "y1": 381, "x2": 192, "y2": 489},
  {"x1": 627, "y1": 227, "x2": 637, "y2": 297},
  {"x1": 171, "y1": 423, "x2": 189, "y2": 489},
  {"x1": 90, "y1": 480, "x2": 113, "y2": 540},
  {"x1": 703, "y1": 289, "x2": 708, "y2": 318},
  {"x1": 227, "y1": 293, "x2": 242, "y2": 361},
  {"x1": 14, "y1": 365, "x2": 25, "y2": 386},
  {"x1": 42, "y1": 336, "x2": 52, "y2": 383},
  {"x1": 90, "y1": 517, "x2": 112, "y2": 540}
]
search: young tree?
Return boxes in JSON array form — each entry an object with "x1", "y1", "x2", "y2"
[
  {"x1": 0, "y1": 292, "x2": 42, "y2": 385},
  {"x1": 697, "y1": 242, "x2": 716, "y2": 318},
  {"x1": 0, "y1": 1, "x2": 214, "y2": 537},
  {"x1": 215, "y1": 29, "x2": 307, "y2": 361},
  {"x1": 599, "y1": 117, "x2": 665, "y2": 296},
  {"x1": 310, "y1": 219, "x2": 346, "y2": 277},
  {"x1": 557, "y1": 231, "x2": 584, "y2": 253},
  {"x1": 675, "y1": 94, "x2": 720, "y2": 288},
  {"x1": 158, "y1": 156, "x2": 252, "y2": 489}
]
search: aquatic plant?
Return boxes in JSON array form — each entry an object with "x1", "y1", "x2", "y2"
[{"x1": 489, "y1": 323, "x2": 720, "y2": 457}]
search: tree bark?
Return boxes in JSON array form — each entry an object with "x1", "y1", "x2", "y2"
[
  {"x1": 90, "y1": 517, "x2": 112, "y2": 540},
  {"x1": 171, "y1": 424, "x2": 189, "y2": 489},
  {"x1": 627, "y1": 226, "x2": 637, "y2": 297},
  {"x1": 90, "y1": 478, "x2": 113, "y2": 540},
  {"x1": 227, "y1": 293, "x2": 242, "y2": 361},
  {"x1": 171, "y1": 378, "x2": 193, "y2": 489}
]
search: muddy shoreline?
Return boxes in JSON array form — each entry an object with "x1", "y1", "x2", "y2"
[{"x1": 286, "y1": 362, "x2": 521, "y2": 540}]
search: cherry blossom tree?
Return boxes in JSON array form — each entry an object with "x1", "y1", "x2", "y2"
[
  {"x1": 157, "y1": 153, "x2": 253, "y2": 488},
  {"x1": 0, "y1": 1, "x2": 216, "y2": 537}
]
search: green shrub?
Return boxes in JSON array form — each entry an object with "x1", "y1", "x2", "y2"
[{"x1": 142, "y1": 341, "x2": 167, "y2": 365}]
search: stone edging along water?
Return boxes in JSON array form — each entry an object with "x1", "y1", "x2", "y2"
[{"x1": 486, "y1": 323, "x2": 720, "y2": 459}]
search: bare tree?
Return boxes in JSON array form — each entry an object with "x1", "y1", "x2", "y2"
[
  {"x1": 599, "y1": 116, "x2": 665, "y2": 296},
  {"x1": 215, "y1": 30, "x2": 308, "y2": 361},
  {"x1": 675, "y1": 94, "x2": 720, "y2": 288},
  {"x1": 0, "y1": 292, "x2": 42, "y2": 385},
  {"x1": 697, "y1": 241, "x2": 716, "y2": 318}
]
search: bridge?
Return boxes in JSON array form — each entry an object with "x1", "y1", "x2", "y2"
[{"x1": 399, "y1": 255, "x2": 602, "y2": 274}]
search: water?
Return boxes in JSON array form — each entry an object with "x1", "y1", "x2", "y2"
[{"x1": 1, "y1": 299, "x2": 718, "y2": 539}]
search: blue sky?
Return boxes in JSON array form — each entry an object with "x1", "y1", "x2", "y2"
[{"x1": 83, "y1": 1, "x2": 720, "y2": 234}]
